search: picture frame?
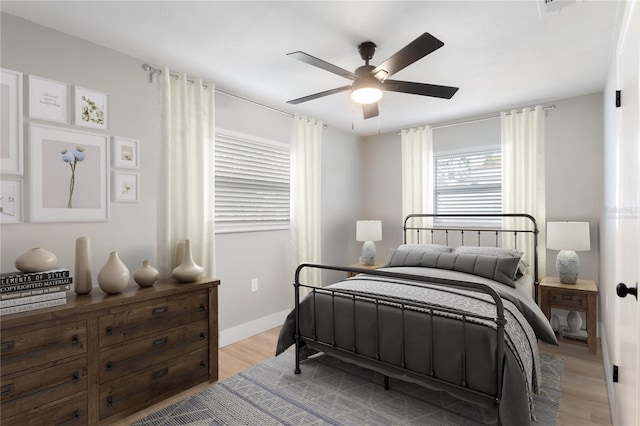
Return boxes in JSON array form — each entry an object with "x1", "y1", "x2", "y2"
[
  {"x1": 29, "y1": 123, "x2": 110, "y2": 222},
  {"x1": 112, "y1": 136, "x2": 139, "y2": 169},
  {"x1": 0, "y1": 178, "x2": 23, "y2": 224},
  {"x1": 28, "y1": 75, "x2": 70, "y2": 124},
  {"x1": 74, "y1": 86, "x2": 109, "y2": 130},
  {"x1": 1, "y1": 68, "x2": 24, "y2": 175},
  {"x1": 112, "y1": 171, "x2": 139, "y2": 203}
]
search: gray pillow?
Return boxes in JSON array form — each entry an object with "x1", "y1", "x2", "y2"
[
  {"x1": 453, "y1": 246, "x2": 527, "y2": 278},
  {"x1": 397, "y1": 244, "x2": 454, "y2": 253},
  {"x1": 384, "y1": 249, "x2": 519, "y2": 288}
]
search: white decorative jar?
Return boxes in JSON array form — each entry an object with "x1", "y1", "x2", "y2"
[
  {"x1": 15, "y1": 248, "x2": 58, "y2": 273},
  {"x1": 172, "y1": 240, "x2": 203, "y2": 283},
  {"x1": 98, "y1": 251, "x2": 130, "y2": 294},
  {"x1": 566, "y1": 310, "x2": 582, "y2": 333},
  {"x1": 134, "y1": 259, "x2": 159, "y2": 287}
]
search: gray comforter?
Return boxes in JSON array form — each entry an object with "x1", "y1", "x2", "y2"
[{"x1": 276, "y1": 266, "x2": 557, "y2": 426}]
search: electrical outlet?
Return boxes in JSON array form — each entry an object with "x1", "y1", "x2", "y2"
[{"x1": 251, "y1": 278, "x2": 258, "y2": 292}]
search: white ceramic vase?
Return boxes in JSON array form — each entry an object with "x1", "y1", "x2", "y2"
[
  {"x1": 172, "y1": 240, "x2": 203, "y2": 283},
  {"x1": 98, "y1": 251, "x2": 130, "y2": 294},
  {"x1": 74, "y1": 237, "x2": 93, "y2": 295},
  {"x1": 566, "y1": 310, "x2": 582, "y2": 333},
  {"x1": 550, "y1": 314, "x2": 560, "y2": 332},
  {"x1": 15, "y1": 248, "x2": 58, "y2": 273},
  {"x1": 134, "y1": 259, "x2": 159, "y2": 287}
]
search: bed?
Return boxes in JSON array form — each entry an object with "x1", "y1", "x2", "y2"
[{"x1": 276, "y1": 213, "x2": 558, "y2": 426}]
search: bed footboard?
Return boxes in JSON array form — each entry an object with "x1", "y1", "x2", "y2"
[{"x1": 293, "y1": 263, "x2": 508, "y2": 408}]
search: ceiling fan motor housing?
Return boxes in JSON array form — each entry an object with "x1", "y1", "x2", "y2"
[{"x1": 358, "y1": 41, "x2": 377, "y2": 63}]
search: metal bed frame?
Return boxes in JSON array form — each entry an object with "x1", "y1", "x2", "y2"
[{"x1": 291, "y1": 213, "x2": 540, "y2": 419}]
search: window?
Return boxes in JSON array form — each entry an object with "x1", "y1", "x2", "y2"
[
  {"x1": 434, "y1": 149, "x2": 501, "y2": 225},
  {"x1": 215, "y1": 129, "x2": 290, "y2": 233}
]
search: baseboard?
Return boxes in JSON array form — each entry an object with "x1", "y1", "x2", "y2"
[
  {"x1": 219, "y1": 309, "x2": 289, "y2": 348},
  {"x1": 600, "y1": 324, "x2": 617, "y2": 426}
]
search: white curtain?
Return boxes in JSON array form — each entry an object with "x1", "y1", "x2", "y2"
[
  {"x1": 501, "y1": 106, "x2": 546, "y2": 277},
  {"x1": 290, "y1": 114, "x2": 322, "y2": 291},
  {"x1": 401, "y1": 126, "x2": 434, "y2": 243},
  {"x1": 157, "y1": 67, "x2": 216, "y2": 279}
]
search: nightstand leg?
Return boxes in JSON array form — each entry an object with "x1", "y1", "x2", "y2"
[{"x1": 587, "y1": 294, "x2": 597, "y2": 354}]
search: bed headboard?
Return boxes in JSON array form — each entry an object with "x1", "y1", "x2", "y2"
[{"x1": 403, "y1": 213, "x2": 540, "y2": 301}]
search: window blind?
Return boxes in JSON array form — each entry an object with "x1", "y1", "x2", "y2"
[
  {"x1": 215, "y1": 130, "x2": 290, "y2": 233},
  {"x1": 434, "y1": 150, "x2": 501, "y2": 225}
]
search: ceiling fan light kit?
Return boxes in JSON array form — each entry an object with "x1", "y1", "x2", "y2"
[{"x1": 287, "y1": 32, "x2": 459, "y2": 119}]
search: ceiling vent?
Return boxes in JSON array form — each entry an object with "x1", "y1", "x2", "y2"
[{"x1": 539, "y1": 0, "x2": 577, "y2": 15}]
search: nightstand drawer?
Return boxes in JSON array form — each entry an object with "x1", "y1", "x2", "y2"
[{"x1": 550, "y1": 292, "x2": 587, "y2": 309}]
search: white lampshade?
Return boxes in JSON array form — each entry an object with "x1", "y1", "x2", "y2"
[
  {"x1": 356, "y1": 220, "x2": 382, "y2": 242},
  {"x1": 547, "y1": 222, "x2": 591, "y2": 251}
]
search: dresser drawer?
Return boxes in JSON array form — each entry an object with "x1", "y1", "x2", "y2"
[
  {"x1": 2, "y1": 392, "x2": 88, "y2": 426},
  {"x1": 99, "y1": 319, "x2": 209, "y2": 383},
  {"x1": 1, "y1": 358, "x2": 87, "y2": 420},
  {"x1": 550, "y1": 292, "x2": 587, "y2": 310},
  {"x1": 99, "y1": 292, "x2": 208, "y2": 348},
  {"x1": 1, "y1": 321, "x2": 86, "y2": 376},
  {"x1": 99, "y1": 348, "x2": 208, "y2": 420}
]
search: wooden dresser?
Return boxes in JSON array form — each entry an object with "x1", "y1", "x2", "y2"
[{"x1": 0, "y1": 277, "x2": 220, "y2": 425}]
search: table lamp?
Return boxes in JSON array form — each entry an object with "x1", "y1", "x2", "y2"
[
  {"x1": 547, "y1": 221, "x2": 590, "y2": 284},
  {"x1": 356, "y1": 220, "x2": 382, "y2": 266}
]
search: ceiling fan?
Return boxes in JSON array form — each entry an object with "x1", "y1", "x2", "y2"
[{"x1": 286, "y1": 32, "x2": 459, "y2": 119}]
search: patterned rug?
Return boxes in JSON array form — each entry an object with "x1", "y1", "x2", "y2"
[{"x1": 133, "y1": 350, "x2": 562, "y2": 426}]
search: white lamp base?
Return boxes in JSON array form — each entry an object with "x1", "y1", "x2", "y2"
[
  {"x1": 362, "y1": 241, "x2": 376, "y2": 266},
  {"x1": 556, "y1": 250, "x2": 579, "y2": 284}
]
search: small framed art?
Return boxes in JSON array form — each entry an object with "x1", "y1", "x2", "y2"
[
  {"x1": 1, "y1": 68, "x2": 24, "y2": 175},
  {"x1": 112, "y1": 136, "x2": 139, "y2": 169},
  {"x1": 0, "y1": 179, "x2": 23, "y2": 224},
  {"x1": 29, "y1": 123, "x2": 110, "y2": 222},
  {"x1": 112, "y1": 171, "x2": 139, "y2": 203},
  {"x1": 74, "y1": 86, "x2": 109, "y2": 130},
  {"x1": 28, "y1": 75, "x2": 70, "y2": 124}
]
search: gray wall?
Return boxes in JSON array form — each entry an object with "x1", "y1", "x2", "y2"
[
  {"x1": 0, "y1": 13, "x2": 363, "y2": 339},
  {"x1": 361, "y1": 93, "x2": 604, "y2": 283}
]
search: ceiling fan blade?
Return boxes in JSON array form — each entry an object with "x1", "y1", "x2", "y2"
[
  {"x1": 383, "y1": 80, "x2": 459, "y2": 99},
  {"x1": 371, "y1": 33, "x2": 444, "y2": 81},
  {"x1": 362, "y1": 102, "x2": 379, "y2": 119},
  {"x1": 287, "y1": 51, "x2": 357, "y2": 80},
  {"x1": 286, "y1": 85, "x2": 351, "y2": 105}
]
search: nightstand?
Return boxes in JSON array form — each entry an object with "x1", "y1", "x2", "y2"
[
  {"x1": 346, "y1": 262, "x2": 385, "y2": 278},
  {"x1": 539, "y1": 276, "x2": 598, "y2": 354}
]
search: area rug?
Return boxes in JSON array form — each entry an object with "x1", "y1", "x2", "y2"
[{"x1": 133, "y1": 350, "x2": 562, "y2": 426}]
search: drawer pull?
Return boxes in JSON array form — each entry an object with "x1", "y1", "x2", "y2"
[
  {"x1": 106, "y1": 361, "x2": 114, "y2": 371},
  {"x1": 199, "y1": 304, "x2": 206, "y2": 311},
  {"x1": 199, "y1": 332, "x2": 206, "y2": 340},
  {"x1": 152, "y1": 367, "x2": 169, "y2": 380},
  {"x1": 1, "y1": 340, "x2": 15, "y2": 354},
  {"x1": 106, "y1": 396, "x2": 113, "y2": 407},
  {"x1": 1, "y1": 383, "x2": 14, "y2": 396},
  {"x1": 153, "y1": 337, "x2": 169, "y2": 348},
  {"x1": 56, "y1": 409, "x2": 81, "y2": 426},
  {"x1": 152, "y1": 306, "x2": 168, "y2": 316},
  {"x1": 561, "y1": 295, "x2": 574, "y2": 301}
]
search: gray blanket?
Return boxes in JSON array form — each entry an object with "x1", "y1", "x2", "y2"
[{"x1": 276, "y1": 266, "x2": 557, "y2": 426}]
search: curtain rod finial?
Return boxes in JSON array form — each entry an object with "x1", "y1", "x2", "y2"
[{"x1": 142, "y1": 64, "x2": 152, "y2": 71}]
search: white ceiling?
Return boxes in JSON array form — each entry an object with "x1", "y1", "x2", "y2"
[{"x1": 1, "y1": 1, "x2": 624, "y2": 136}]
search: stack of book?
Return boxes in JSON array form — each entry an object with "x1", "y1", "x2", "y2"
[{"x1": 1, "y1": 269, "x2": 72, "y2": 316}]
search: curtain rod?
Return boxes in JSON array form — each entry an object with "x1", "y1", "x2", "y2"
[
  {"x1": 141, "y1": 64, "x2": 293, "y2": 118},
  {"x1": 429, "y1": 104, "x2": 556, "y2": 130}
]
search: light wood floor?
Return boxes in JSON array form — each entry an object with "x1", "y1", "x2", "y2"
[{"x1": 118, "y1": 327, "x2": 611, "y2": 425}]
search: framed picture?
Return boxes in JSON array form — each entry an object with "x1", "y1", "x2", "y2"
[
  {"x1": 0, "y1": 179, "x2": 23, "y2": 224},
  {"x1": 1, "y1": 69, "x2": 24, "y2": 175},
  {"x1": 112, "y1": 136, "x2": 139, "y2": 169},
  {"x1": 112, "y1": 171, "x2": 139, "y2": 203},
  {"x1": 28, "y1": 75, "x2": 70, "y2": 124},
  {"x1": 74, "y1": 86, "x2": 109, "y2": 130},
  {"x1": 29, "y1": 123, "x2": 110, "y2": 222}
]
